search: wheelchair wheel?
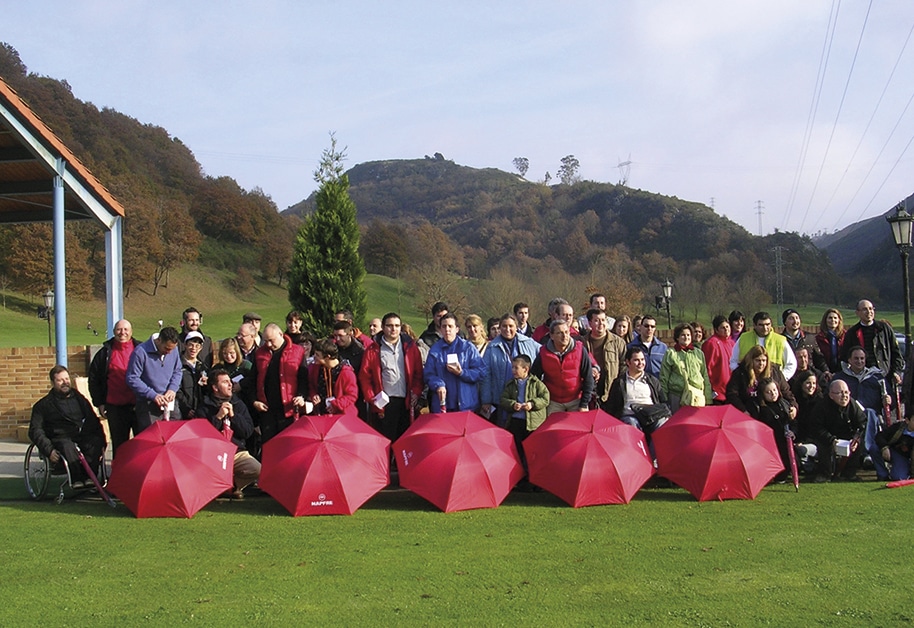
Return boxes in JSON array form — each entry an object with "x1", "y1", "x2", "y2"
[{"x1": 23, "y1": 443, "x2": 50, "y2": 500}]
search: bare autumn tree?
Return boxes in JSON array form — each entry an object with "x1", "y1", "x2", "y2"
[
  {"x1": 150, "y1": 197, "x2": 201, "y2": 295},
  {"x1": 408, "y1": 260, "x2": 467, "y2": 324}
]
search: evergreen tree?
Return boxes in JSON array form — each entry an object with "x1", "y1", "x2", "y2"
[{"x1": 288, "y1": 135, "x2": 367, "y2": 336}]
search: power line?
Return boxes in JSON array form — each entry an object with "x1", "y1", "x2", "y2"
[
  {"x1": 812, "y1": 20, "x2": 914, "y2": 232},
  {"x1": 782, "y1": 0, "x2": 841, "y2": 231},
  {"x1": 834, "y1": 85, "x2": 914, "y2": 228},
  {"x1": 797, "y1": 0, "x2": 873, "y2": 234}
]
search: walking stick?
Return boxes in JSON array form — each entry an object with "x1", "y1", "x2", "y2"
[
  {"x1": 785, "y1": 426, "x2": 799, "y2": 492},
  {"x1": 75, "y1": 445, "x2": 116, "y2": 508}
]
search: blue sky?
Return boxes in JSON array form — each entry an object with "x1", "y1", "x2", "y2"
[{"x1": 5, "y1": 1, "x2": 914, "y2": 236}]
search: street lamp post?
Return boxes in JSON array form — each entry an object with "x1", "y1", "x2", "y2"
[
  {"x1": 42, "y1": 289, "x2": 55, "y2": 347},
  {"x1": 661, "y1": 279, "x2": 673, "y2": 330},
  {"x1": 887, "y1": 202, "x2": 914, "y2": 348}
]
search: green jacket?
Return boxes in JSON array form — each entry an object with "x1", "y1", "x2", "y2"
[
  {"x1": 659, "y1": 346, "x2": 713, "y2": 405},
  {"x1": 500, "y1": 374, "x2": 550, "y2": 431}
]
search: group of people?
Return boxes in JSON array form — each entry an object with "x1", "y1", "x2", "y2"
[{"x1": 28, "y1": 295, "x2": 913, "y2": 499}]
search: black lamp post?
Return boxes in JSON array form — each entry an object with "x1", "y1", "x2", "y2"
[
  {"x1": 662, "y1": 279, "x2": 673, "y2": 329},
  {"x1": 887, "y1": 202, "x2": 913, "y2": 348},
  {"x1": 42, "y1": 289, "x2": 54, "y2": 347}
]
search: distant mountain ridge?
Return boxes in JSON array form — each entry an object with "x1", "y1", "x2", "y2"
[{"x1": 815, "y1": 193, "x2": 914, "y2": 308}]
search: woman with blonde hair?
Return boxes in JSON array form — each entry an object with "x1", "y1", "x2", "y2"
[
  {"x1": 815, "y1": 308, "x2": 845, "y2": 373},
  {"x1": 465, "y1": 314, "x2": 490, "y2": 356},
  {"x1": 212, "y1": 337, "x2": 253, "y2": 391},
  {"x1": 725, "y1": 345, "x2": 795, "y2": 418}
]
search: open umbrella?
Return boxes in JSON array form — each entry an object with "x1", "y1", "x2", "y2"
[
  {"x1": 107, "y1": 420, "x2": 235, "y2": 518},
  {"x1": 259, "y1": 413, "x2": 390, "y2": 516},
  {"x1": 652, "y1": 405, "x2": 783, "y2": 501},
  {"x1": 523, "y1": 409, "x2": 654, "y2": 507},
  {"x1": 393, "y1": 411, "x2": 524, "y2": 513}
]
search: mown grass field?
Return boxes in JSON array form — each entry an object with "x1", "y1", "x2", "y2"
[{"x1": 0, "y1": 480, "x2": 909, "y2": 625}]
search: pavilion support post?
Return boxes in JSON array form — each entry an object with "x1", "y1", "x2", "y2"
[
  {"x1": 105, "y1": 215, "x2": 124, "y2": 337},
  {"x1": 53, "y1": 159, "x2": 67, "y2": 366}
]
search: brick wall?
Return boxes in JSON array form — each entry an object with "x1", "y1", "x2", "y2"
[{"x1": 0, "y1": 346, "x2": 90, "y2": 439}]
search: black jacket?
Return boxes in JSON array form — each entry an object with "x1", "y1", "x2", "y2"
[
  {"x1": 841, "y1": 320, "x2": 904, "y2": 379},
  {"x1": 29, "y1": 389, "x2": 105, "y2": 458},
  {"x1": 811, "y1": 398, "x2": 866, "y2": 443},
  {"x1": 604, "y1": 371, "x2": 665, "y2": 418},
  {"x1": 176, "y1": 360, "x2": 209, "y2": 419},
  {"x1": 197, "y1": 393, "x2": 255, "y2": 451}
]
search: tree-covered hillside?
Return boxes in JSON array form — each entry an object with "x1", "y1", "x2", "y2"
[{"x1": 286, "y1": 157, "x2": 852, "y2": 315}]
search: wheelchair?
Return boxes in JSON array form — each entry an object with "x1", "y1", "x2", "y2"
[{"x1": 23, "y1": 442, "x2": 109, "y2": 504}]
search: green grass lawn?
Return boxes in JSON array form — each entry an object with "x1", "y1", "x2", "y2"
[{"x1": 1, "y1": 481, "x2": 909, "y2": 625}]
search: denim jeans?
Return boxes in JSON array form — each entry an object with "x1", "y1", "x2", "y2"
[{"x1": 863, "y1": 408, "x2": 890, "y2": 479}]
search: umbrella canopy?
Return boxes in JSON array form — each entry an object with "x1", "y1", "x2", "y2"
[
  {"x1": 523, "y1": 409, "x2": 654, "y2": 507},
  {"x1": 108, "y1": 420, "x2": 235, "y2": 518},
  {"x1": 259, "y1": 414, "x2": 390, "y2": 516},
  {"x1": 393, "y1": 411, "x2": 524, "y2": 513},
  {"x1": 652, "y1": 405, "x2": 784, "y2": 501}
]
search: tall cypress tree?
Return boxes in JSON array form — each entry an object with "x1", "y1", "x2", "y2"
[{"x1": 288, "y1": 135, "x2": 367, "y2": 336}]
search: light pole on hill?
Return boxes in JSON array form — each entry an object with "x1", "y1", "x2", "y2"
[
  {"x1": 654, "y1": 279, "x2": 673, "y2": 330},
  {"x1": 887, "y1": 202, "x2": 913, "y2": 349}
]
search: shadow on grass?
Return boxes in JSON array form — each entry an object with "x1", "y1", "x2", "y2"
[{"x1": 631, "y1": 487, "x2": 699, "y2": 502}]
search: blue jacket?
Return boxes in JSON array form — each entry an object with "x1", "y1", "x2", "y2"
[
  {"x1": 126, "y1": 335, "x2": 183, "y2": 402},
  {"x1": 424, "y1": 336, "x2": 488, "y2": 412},
  {"x1": 481, "y1": 334, "x2": 542, "y2": 407},
  {"x1": 628, "y1": 337, "x2": 668, "y2": 378}
]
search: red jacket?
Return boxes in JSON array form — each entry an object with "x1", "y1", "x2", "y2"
[
  {"x1": 359, "y1": 333, "x2": 424, "y2": 414},
  {"x1": 308, "y1": 361, "x2": 359, "y2": 416},
  {"x1": 253, "y1": 336, "x2": 306, "y2": 420},
  {"x1": 532, "y1": 339, "x2": 594, "y2": 406}
]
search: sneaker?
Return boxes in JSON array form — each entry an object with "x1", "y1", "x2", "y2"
[
  {"x1": 70, "y1": 480, "x2": 87, "y2": 490},
  {"x1": 230, "y1": 489, "x2": 244, "y2": 500}
]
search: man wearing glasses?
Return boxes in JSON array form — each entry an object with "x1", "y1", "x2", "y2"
[
  {"x1": 627, "y1": 315, "x2": 667, "y2": 378},
  {"x1": 236, "y1": 323, "x2": 259, "y2": 363}
]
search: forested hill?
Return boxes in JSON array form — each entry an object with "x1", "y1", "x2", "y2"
[{"x1": 285, "y1": 157, "x2": 851, "y2": 307}]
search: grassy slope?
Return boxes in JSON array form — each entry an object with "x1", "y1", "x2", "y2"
[
  {"x1": 0, "y1": 266, "x2": 905, "y2": 348},
  {"x1": 0, "y1": 484, "x2": 908, "y2": 625},
  {"x1": 0, "y1": 269, "x2": 428, "y2": 348}
]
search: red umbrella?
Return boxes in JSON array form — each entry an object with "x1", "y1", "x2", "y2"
[
  {"x1": 259, "y1": 414, "x2": 390, "y2": 516},
  {"x1": 523, "y1": 409, "x2": 654, "y2": 507},
  {"x1": 652, "y1": 405, "x2": 784, "y2": 501},
  {"x1": 393, "y1": 411, "x2": 524, "y2": 513},
  {"x1": 107, "y1": 420, "x2": 235, "y2": 518}
]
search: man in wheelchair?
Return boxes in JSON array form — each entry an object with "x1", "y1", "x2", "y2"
[{"x1": 28, "y1": 365, "x2": 106, "y2": 489}]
